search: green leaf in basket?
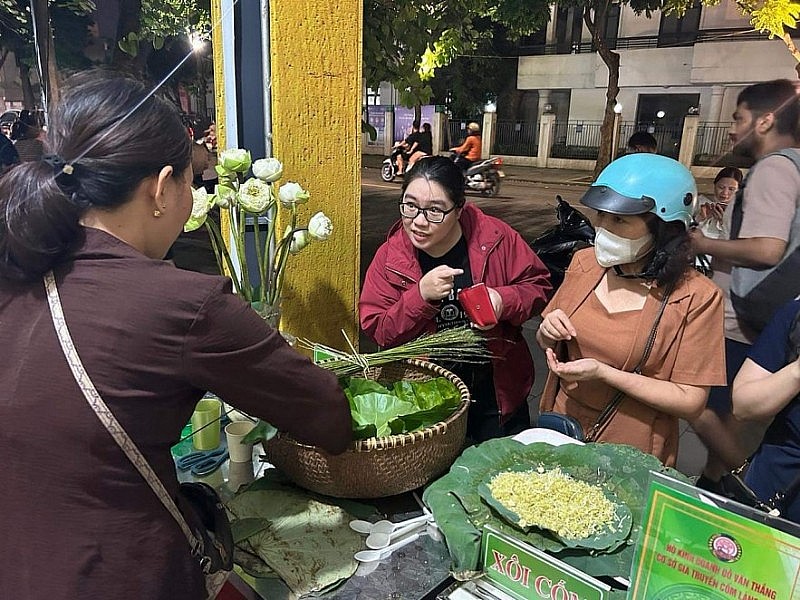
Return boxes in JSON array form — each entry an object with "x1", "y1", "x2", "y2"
[
  {"x1": 344, "y1": 376, "x2": 461, "y2": 439},
  {"x1": 476, "y1": 471, "x2": 633, "y2": 552},
  {"x1": 343, "y1": 378, "x2": 391, "y2": 403},
  {"x1": 349, "y1": 391, "x2": 416, "y2": 438}
]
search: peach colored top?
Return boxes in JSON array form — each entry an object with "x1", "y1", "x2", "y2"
[{"x1": 540, "y1": 248, "x2": 726, "y2": 466}]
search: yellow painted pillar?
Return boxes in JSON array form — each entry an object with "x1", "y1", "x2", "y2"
[{"x1": 269, "y1": 1, "x2": 362, "y2": 349}]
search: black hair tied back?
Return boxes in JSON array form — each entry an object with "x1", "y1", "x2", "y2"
[{"x1": 41, "y1": 154, "x2": 90, "y2": 209}]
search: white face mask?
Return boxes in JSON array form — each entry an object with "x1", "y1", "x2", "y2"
[{"x1": 593, "y1": 227, "x2": 655, "y2": 268}]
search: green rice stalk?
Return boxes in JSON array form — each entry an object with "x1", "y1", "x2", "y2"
[{"x1": 298, "y1": 326, "x2": 493, "y2": 377}]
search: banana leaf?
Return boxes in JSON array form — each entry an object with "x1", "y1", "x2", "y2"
[
  {"x1": 227, "y1": 487, "x2": 363, "y2": 597},
  {"x1": 422, "y1": 438, "x2": 690, "y2": 581}
]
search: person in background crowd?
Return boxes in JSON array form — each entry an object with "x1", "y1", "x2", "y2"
[
  {"x1": 0, "y1": 123, "x2": 19, "y2": 172},
  {"x1": 394, "y1": 120, "x2": 421, "y2": 176},
  {"x1": 627, "y1": 131, "x2": 658, "y2": 154},
  {"x1": 450, "y1": 121, "x2": 482, "y2": 171},
  {"x1": 0, "y1": 71, "x2": 351, "y2": 600},
  {"x1": 537, "y1": 154, "x2": 725, "y2": 467},
  {"x1": 1, "y1": 119, "x2": 13, "y2": 139},
  {"x1": 360, "y1": 156, "x2": 552, "y2": 442},
  {"x1": 11, "y1": 110, "x2": 44, "y2": 162},
  {"x1": 408, "y1": 122, "x2": 433, "y2": 169},
  {"x1": 693, "y1": 167, "x2": 744, "y2": 274},
  {"x1": 690, "y1": 78, "x2": 800, "y2": 492},
  {"x1": 732, "y1": 297, "x2": 800, "y2": 522},
  {"x1": 203, "y1": 122, "x2": 217, "y2": 151}
]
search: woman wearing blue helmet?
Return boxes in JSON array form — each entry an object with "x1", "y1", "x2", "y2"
[{"x1": 536, "y1": 154, "x2": 726, "y2": 466}]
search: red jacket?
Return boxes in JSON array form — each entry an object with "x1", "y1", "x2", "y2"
[{"x1": 359, "y1": 203, "x2": 552, "y2": 420}]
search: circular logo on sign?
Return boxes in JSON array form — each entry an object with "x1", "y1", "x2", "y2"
[{"x1": 709, "y1": 534, "x2": 741, "y2": 563}]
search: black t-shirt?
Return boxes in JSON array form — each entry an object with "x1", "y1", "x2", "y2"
[
  {"x1": 418, "y1": 237, "x2": 497, "y2": 430},
  {"x1": 404, "y1": 131, "x2": 421, "y2": 151},
  {"x1": 418, "y1": 236, "x2": 473, "y2": 331},
  {"x1": 418, "y1": 131, "x2": 433, "y2": 155}
]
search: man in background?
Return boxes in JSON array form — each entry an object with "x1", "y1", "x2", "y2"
[{"x1": 690, "y1": 78, "x2": 800, "y2": 491}]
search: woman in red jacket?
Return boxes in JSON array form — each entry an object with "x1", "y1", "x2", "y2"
[{"x1": 360, "y1": 156, "x2": 552, "y2": 441}]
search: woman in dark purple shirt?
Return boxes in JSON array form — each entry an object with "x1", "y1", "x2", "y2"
[{"x1": 0, "y1": 71, "x2": 351, "y2": 600}]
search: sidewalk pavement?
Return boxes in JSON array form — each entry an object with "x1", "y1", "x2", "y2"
[{"x1": 362, "y1": 153, "x2": 716, "y2": 193}]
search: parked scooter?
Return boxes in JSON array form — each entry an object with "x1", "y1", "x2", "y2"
[
  {"x1": 530, "y1": 196, "x2": 596, "y2": 290},
  {"x1": 452, "y1": 153, "x2": 504, "y2": 196}
]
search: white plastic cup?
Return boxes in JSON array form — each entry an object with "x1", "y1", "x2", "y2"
[{"x1": 225, "y1": 421, "x2": 256, "y2": 463}]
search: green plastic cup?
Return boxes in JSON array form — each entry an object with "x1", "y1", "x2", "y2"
[{"x1": 190, "y1": 398, "x2": 222, "y2": 450}]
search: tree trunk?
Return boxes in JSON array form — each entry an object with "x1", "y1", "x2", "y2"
[
  {"x1": 414, "y1": 104, "x2": 422, "y2": 123},
  {"x1": 19, "y1": 63, "x2": 36, "y2": 109},
  {"x1": 584, "y1": 4, "x2": 620, "y2": 179}
]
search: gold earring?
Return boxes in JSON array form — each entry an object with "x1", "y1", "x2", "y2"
[{"x1": 153, "y1": 209, "x2": 162, "y2": 217}]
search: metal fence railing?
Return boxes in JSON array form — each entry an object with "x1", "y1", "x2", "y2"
[
  {"x1": 550, "y1": 121, "x2": 603, "y2": 160},
  {"x1": 617, "y1": 121, "x2": 683, "y2": 159},
  {"x1": 493, "y1": 120, "x2": 538, "y2": 157},
  {"x1": 694, "y1": 122, "x2": 732, "y2": 165},
  {"x1": 445, "y1": 117, "x2": 482, "y2": 151}
]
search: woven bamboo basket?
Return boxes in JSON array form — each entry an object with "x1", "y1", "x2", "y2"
[{"x1": 262, "y1": 358, "x2": 471, "y2": 498}]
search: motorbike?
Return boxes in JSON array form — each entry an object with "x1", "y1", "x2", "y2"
[
  {"x1": 453, "y1": 153, "x2": 504, "y2": 196},
  {"x1": 380, "y1": 146, "x2": 405, "y2": 182},
  {"x1": 530, "y1": 195, "x2": 596, "y2": 290}
]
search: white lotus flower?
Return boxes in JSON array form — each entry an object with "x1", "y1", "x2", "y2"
[
  {"x1": 217, "y1": 148, "x2": 251, "y2": 174},
  {"x1": 238, "y1": 178, "x2": 273, "y2": 214},
  {"x1": 214, "y1": 184, "x2": 237, "y2": 209},
  {"x1": 184, "y1": 187, "x2": 214, "y2": 232},
  {"x1": 286, "y1": 226, "x2": 311, "y2": 254},
  {"x1": 252, "y1": 157, "x2": 283, "y2": 182},
  {"x1": 278, "y1": 182, "x2": 310, "y2": 208},
  {"x1": 308, "y1": 211, "x2": 333, "y2": 241}
]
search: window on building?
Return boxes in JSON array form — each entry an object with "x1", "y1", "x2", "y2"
[
  {"x1": 658, "y1": 1, "x2": 701, "y2": 47},
  {"x1": 366, "y1": 87, "x2": 381, "y2": 106},
  {"x1": 602, "y1": 4, "x2": 621, "y2": 50},
  {"x1": 555, "y1": 5, "x2": 584, "y2": 53}
]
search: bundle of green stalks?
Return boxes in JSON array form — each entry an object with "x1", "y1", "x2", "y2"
[{"x1": 298, "y1": 326, "x2": 493, "y2": 377}]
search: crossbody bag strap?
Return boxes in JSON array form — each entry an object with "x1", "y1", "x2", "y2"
[
  {"x1": 584, "y1": 285, "x2": 672, "y2": 442},
  {"x1": 43, "y1": 271, "x2": 202, "y2": 555}
]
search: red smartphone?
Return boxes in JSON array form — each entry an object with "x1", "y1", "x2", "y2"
[{"x1": 458, "y1": 283, "x2": 498, "y2": 327}]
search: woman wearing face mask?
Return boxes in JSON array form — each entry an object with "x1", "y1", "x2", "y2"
[{"x1": 536, "y1": 154, "x2": 726, "y2": 466}]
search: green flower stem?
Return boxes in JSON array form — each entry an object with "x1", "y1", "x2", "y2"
[
  {"x1": 205, "y1": 221, "x2": 226, "y2": 277},
  {"x1": 205, "y1": 218, "x2": 245, "y2": 297},
  {"x1": 263, "y1": 203, "x2": 279, "y2": 305},
  {"x1": 236, "y1": 205, "x2": 251, "y2": 302},
  {"x1": 271, "y1": 207, "x2": 298, "y2": 306},
  {"x1": 252, "y1": 207, "x2": 266, "y2": 304}
]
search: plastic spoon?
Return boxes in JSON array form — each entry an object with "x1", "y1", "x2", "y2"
[
  {"x1": 354, "y1": 532, "x2": 420, "y2": 562},
  {"x1": 350, "y1": 513, "x2": 431, "y2": 536},
  {"x1": 349, "y1": 520, "x2": 376, "y2": 534},
  {"x1": 366, "y1": 519, "x2": 428, "y2": 549}
]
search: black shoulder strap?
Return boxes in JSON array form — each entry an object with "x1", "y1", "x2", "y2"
[{"x1": 731, "y1": 149, "x2": 800, "y2": 240}]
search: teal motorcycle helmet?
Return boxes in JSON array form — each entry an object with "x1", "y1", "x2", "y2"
[{"x1": 581, "y1": 154, "x2": 698, "y2": 229}]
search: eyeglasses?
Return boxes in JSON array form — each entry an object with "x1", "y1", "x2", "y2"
[{"x1": 398, "y1": 201, "x2": 457, "y2": 224}]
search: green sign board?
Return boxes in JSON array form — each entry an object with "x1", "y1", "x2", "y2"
[
  {"x1": 629, "y1": 472, "x2": 800, "y2": 600},
  {"x1": 312, "y1": 347, "x2": 336, "y2": 364},
  {"x1": 481, "y1": 527, "x2": 611, "y2": 600}
]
